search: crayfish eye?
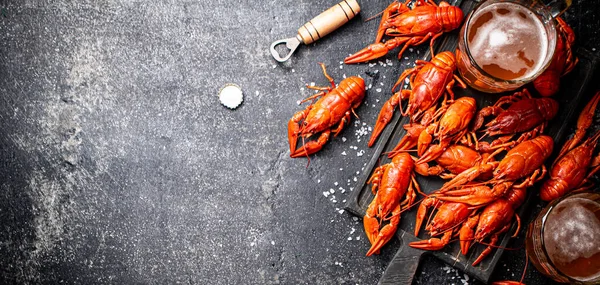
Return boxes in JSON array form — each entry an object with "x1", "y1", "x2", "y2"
[{"x1": 303, "y1": 121, "x2": 308, "y2": 126}]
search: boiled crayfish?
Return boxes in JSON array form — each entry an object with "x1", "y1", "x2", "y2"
[
  {"x1": 437, "y1": 135, "x2": 553, "y2": 206},
  {"x1": 368, "y1": 51, "x2": 466, "y2": 147},
  {"x1": 460, "y1": 187, "x2": 525, "y2": 266},
  {"x1": 540, "y1": 91, "x2": 600, "y2": 201},
  {"x1": 414, "y1": 144, "x2": 494, "y2": 180},
  {"x1": 344, "y1": 0, "x2": 463, "y2": 64},
  {"x1": 533, "y1": 17, "x2": 578, "y2": 97},
  {"x1": 471, "y1": 89, "x2": 558, "y2": 151},
  {"x1": 288, "y1": 63, "x2": 365, "y2": 158},
  {"x1": 364, "y1": 153, "x2": 421, "y2": 255},
  {"x1": 415, "y1": 96, "x2": 476, "y2": 164},
  {"x1": 409, "y1": 197, "x2": 472, "y2": 250}
]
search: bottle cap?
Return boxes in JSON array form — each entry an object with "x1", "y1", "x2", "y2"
[{"x1": 218, "y1": 83, "x2": 243, "y2": 109}]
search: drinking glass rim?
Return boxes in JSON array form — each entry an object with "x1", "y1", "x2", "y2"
[{"x1": 461, "y1": 0, "x2": 558, "y2": 85}]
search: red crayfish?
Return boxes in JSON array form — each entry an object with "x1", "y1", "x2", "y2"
[
  {"x1": 368, "y1": 51, "x2": 466, "y2": 147},
  {"x1": 437, "y1": 135, "x2": 554, "y2": 206},
  {"x1": 409, "y1": 197, "x2": 472, "y2": 250},
  {"x1": 460, "y1": 187, "x2": 525, "y2": 266},
  {"x1": 533, "y1": 17, "x2": 578, "y2": 97},
  {"x1": 344, "y1": 0, "x2": 463, "y2": 64},
  {"x1": 415, "y1": 96, "x2": 477, "y2": 164},
  {"x1": 364, "y1": 152, "x2": 421, "y2": 255},
  {"x1": 288, "y1": 63, "x2": 365, "y2": 158},
  {"x1": 471, "y1": 89, "x2": 558, "y2": 151},
  {"x1": 414, "y1": 144, "x2": 494, "y2": 180},
  {"x1": 540, "y1": 91, "x2": 600, "y2": 201}
]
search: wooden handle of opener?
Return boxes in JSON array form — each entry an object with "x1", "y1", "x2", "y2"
[{"x1": 297, "y1": 0, "x2": 360, "y2": 45}]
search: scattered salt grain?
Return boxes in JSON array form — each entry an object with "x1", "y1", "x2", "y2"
[
  {"x1": 271, "y1": 241, "x2": 275, "y2": 245},
  {"x1": 348, "y1": 237, "x2": 353, "y2": 240},
  {"x1": 341, "y1": 151, "x2": 347, "y2": 155},
  {"x1": 339, "y1": 168, "x2": 343, "y2": 171},
  {"x1": 352, "y1": 217, "x2": 359, "y2": 221},
  {"x1": 357, "y1": 150, "x2": 365, "y2": 157},
  {"x1": 353, "y1": 177, "x2": 357, "y2": 182},
  {"x1": 340, "y1": 65, "x2": 343, "y2": 69},
  {"x1": 330, "y1": 189, "x2": 335, "y2": 193},
  {"x1": 296, "y1": 100, "x2": 301, "y2": 105},
  {"x1": 356, "y1": 236, "x2": 361, "y2": 240},
  {"x1": 310, "y1": 82, "x2": 315, "y2": 86},
  {"x1": 342, "y1": 137, "x2": 347, "y2": 142},
  {"x1": 334, "y1": 182, "x2": 339, "y2": 186},
  {"x1": 292, "y1": 69, "x2": 295, "y2": 73},
  {"x1": 272, "y1": 65, "x2": 276, "y2": 69},
  {"x1": 404, "y1": 57, "x2": 409, "y2": 60},
  {"x1": 255, "y1": 91, "x2": 259, "y2": 96},
  {"x1": 343, "y1": 74, "x2": 347, "y2": 79},
  {"x1": 350, "y1": 228, "x2": 356, "y2": 234},
  {"x1": 318, "y1": 179, "x2": 321, "y2": 183},
  {"x1": 338, "y1": 209, "x2": 345, "y2": 214},
  {"x1": 323, "y1": 191, "x2": 330, "y2": 197},
  {"x1": 376, "y1": 88, "x2": 382, "y2": 92}
]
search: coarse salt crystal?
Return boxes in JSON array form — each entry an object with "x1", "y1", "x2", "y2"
[
  {"x1": 271, "y1": 241, "x2": 275, "y2": 245},
  {"x1": 323, "y1": 191, "x2": 330, "y2": 197},
  {"x1": 342, "y1": 137, "x2": 347, "y2": 142},
  {"x1": 330, "y1": 189, "x2": 335, "y2": 193},
  {"x1": 342, "y1": 151, "x2": 347, "y2": 155},
  {"x1": 376, "y1": 88, "x2": 382, "y2": 92},
  {"x1": 334, "y1": 182, "x2": 339, "y2": 186},
  {"x1": 348, "y1": 236, "x2": 353, "y2": 240},
  {"x1": 339, "y1": 209, "x2": 345, "y2": 214},
  {"x1": 356, "y1": 236, "x2": 360, "y2": 240}
]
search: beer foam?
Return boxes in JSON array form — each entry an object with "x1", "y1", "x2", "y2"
[
  {"x1": 544, "y1": 198, "x2": 600, "y2": 281},
  {"x1": 468, "y1": 2, "x2": 548, "y2": 79}
]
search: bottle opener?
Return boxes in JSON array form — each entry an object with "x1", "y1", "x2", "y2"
[{"x1": 270, "y1": 0, "x2": 361, "y2": 62}]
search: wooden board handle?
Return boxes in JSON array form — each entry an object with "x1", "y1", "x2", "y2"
[
  {"x1": 297, "y1": 0, "x2": 360, "y2": 45},
  {"x1": 378, "y1": 232, "x2": 424, "y2": 285}
]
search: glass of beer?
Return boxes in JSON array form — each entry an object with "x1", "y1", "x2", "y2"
[
  {"x1": 526, "y1": 192, "x2": 600, "y2": 284},
  {"x1": 456, "y1": 0, "x2": 562, "y2": 93}
]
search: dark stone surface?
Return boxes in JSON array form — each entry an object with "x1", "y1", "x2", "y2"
[{"x1": 0, "y1": 0, "x2": 597, "y2": 284}]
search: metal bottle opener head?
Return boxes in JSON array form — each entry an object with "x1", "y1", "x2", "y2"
[{"x1": 270, "y1": 36, "x2": 302, "y2": 63}]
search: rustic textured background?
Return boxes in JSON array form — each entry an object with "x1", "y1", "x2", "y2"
[{"x1": 0, "y1": 0, "x2": 598, "y2": 284}]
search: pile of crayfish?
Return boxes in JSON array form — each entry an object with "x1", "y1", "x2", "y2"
[
  {"x1": 285, "y1": 0, "x2": 587, "y2": 279},
  {"x1": 363, "y1": 88, "x2": 560, "y2": 264}
]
